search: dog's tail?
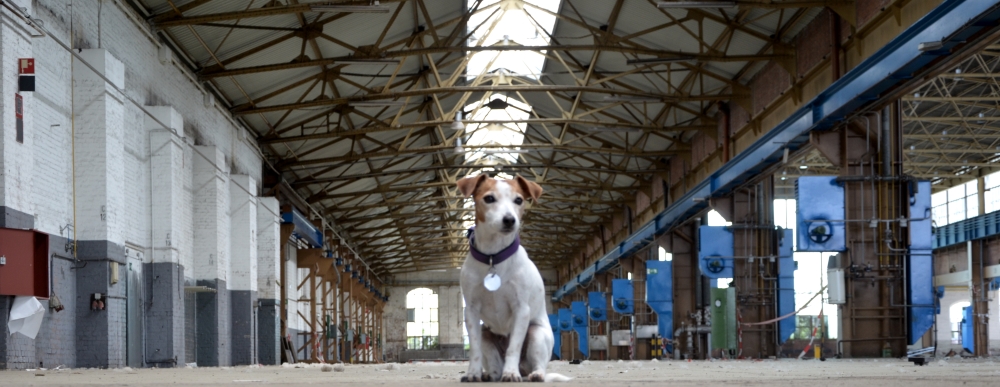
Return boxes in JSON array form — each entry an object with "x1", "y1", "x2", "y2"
[{"x1": 544, "y1": 373, "x2": 572, "y2": 382}]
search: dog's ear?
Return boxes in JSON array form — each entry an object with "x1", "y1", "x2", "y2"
[
  {"x1": 457, "y1": 174, "x2": 489, "y2": 197},
  {"x1": 515, "y1": 175, "x2": 543, "y2": 201}
]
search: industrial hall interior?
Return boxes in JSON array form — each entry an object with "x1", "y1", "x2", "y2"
[{"x1": 3, "y1": 0, "x2": 1000, "y2": 385}]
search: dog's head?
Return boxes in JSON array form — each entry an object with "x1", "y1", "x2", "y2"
[{"x1": 457, "y1": 174, "x2": 543, "y2": 235}]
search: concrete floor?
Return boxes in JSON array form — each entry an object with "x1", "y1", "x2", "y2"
[{"x1": 2, "y1": 358, "x2": 999, "y2": 386}]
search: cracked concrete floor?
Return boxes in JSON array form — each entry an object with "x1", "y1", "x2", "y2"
[{"x1": 2, "y1": 358, "x2": 999, "y2": 386}]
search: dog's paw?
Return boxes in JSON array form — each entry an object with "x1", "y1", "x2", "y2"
[
  {"x1": 460, "y1": 374, "x2": 482, "y2": 383},
  {"x1": 528, "y1": 371, "x2": 545, "y2": 382},
  {"x1": 500, "y1": 371, "x2": 522, "y2": 382},
  {"x1": 481, "y1": 373, "x2": 493, "y2": 382}
]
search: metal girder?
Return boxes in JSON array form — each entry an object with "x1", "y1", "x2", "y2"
[
  {"x1": 234, "y1": 84, "x2": 735, "y2": 115},
  {"x1": 280, "y1": 144, "x2": 686, "y2": 169},
  {"x1": 200, "y1": 45, "x2": 781, "y2": 79},
  {"x1": 152, "y1": 1, "x2": 408, "y2": 28}
]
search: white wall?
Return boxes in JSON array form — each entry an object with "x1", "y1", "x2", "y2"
[
  {"x1": 3, "y1": 1, "x2": 266, "y2": 276},
  {"x1": 935, "y1": 288, "x2": 1000, "y2": 355}
]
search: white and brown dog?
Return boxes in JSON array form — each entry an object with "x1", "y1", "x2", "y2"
[{"x1": 457, "y1": 174, "x2": 569, "y2": 383}]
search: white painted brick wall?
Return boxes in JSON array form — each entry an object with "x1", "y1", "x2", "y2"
[
  {"x1": 192, "y1": 146, "x2": 231, "y2": 283},
  {"x1": 229, "y1": 175, "x2": 258, "y2": 291},
  {"x1": 286, "y1": 248, "x2": 302, "y2": 331},
  {"x1": 72, "y1": 49, "x2": 125, "y2": 245},
  {"x1": 8, "y1": 1, "x2": 263, "y2": 267},
  {"x1": 256, "y1": 197, "x2": 280, "y2": 300},
  {"x1": 0, "y1": 15, "x2": 36, "y2": 223},
  {"x1": 148, "y1": 106, "x2": 184, "y2": 265}
]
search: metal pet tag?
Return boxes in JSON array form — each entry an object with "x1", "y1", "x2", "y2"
[{"x1": 483, "y1": 273, "x2": 502, "y2": 291}]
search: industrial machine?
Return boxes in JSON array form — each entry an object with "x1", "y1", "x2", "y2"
[
  {"x1": 588, "y1": 291, "x2": 607, "y2": 321},
  {"x1": 795, "y1": 176, "x2": 847, "y2": 252},
  {"x1": 698, "y1": 226, "x2": 734, "y2": 278},
  {"x1": 776, "y1": 228, "x2": 796, "y2": 344},
  {"x1": 907, "y1": 181, "x2": 935, "y2": 344},
  {"x1": 645, "y1": 260, "x2": 673, "y2": 349},
  {"x1": 570, "y1": 301, "x2": 589, "y2": 358},
  {"x1": 611, "y1": 279, "x2": 633, "y2": 315},
  {"x1": 548, "y1": 313, "x2": 560, "y2": 359}
]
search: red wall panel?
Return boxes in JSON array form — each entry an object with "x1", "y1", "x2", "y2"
[{"x1": 0, "y1": 228, "x2": 49, "y2": 298}]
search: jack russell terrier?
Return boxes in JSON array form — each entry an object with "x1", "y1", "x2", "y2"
[{"x1": 457, "y1": 174, "x2": 569, "y2": 383}]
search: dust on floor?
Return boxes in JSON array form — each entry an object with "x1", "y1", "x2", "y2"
[{"x1": 2, "y1": 358, "x2": 999, "y2": 386}]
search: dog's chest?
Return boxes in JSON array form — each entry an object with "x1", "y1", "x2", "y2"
[{"x1": 475, "y1": 289, "x2": 519, "y2": 334}]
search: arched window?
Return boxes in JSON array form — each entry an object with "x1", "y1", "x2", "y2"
[
  {"x1": 949, "y1": 301, "x2": 971, "y2": 344},
  {"x1": 406, "y1": 288, "x2": 439, "y2": 350}
]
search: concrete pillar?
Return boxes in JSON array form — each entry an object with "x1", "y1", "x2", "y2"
[
  {"x1": 230, "y1": 175, "x2": 258, "y2": 365},
  {"x1": 144, "y1": 107, "x2": 186, "y2": 367},
  {"x1": 72, "y1": 48, "x2": 127, "y2": 369},
  {"x1": 0, "y1": 0, "x2": 36, "y2": 370},
  {"x1": 437, "y1": 286, "x2": 464, "y2": 359},
  {"x1": 193, "y1": 146, "x2": 231, "y2": 366},
  {"x1": 0, "y1": 1, "x2": 35, "y2": 231},
  {"x1": 256, "y1": 197, "x2": 281, "y2": 365}
]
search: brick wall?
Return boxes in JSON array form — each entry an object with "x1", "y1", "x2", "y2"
[
  {"x1": 230, "y1": 175, "x2": 258, "y2": 291},
  {"x1": 257, "y1": 198, "x2": 281, "y2": 300},
  {"x1": 795, "y1": 10, "x2": 833, "y2": 79},
  {"x1": 0, "y1": 0, "x2": 268, "y2": 370}
]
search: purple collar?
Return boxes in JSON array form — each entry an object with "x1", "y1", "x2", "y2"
[{"x1": 467, "y1": 227, "x2": 520, "y2": 266}]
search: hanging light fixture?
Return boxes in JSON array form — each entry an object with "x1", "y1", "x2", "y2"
[
  {"x1": 454, "y1": 137, "x2": 465, "y2": 154},
  {"x1": 450, "y1": 112, "x2": 465, "y2": 130}
]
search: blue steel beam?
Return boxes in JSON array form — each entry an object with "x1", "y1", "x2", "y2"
[
  {"x1": 933, "y1": 211, "x2": 1000, "y2": 250},
  {"x1": 554, "y1": 0, "x2": 1000, "y2": 301}
]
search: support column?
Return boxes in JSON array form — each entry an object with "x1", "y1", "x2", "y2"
[
  {"x1": 230, "y1": 175, "x2": 258, "y2": 365},
  {"x1": 145, "y1": 107, "x2": 186, "y2": 367},
  {"x1": 256, "y1": 197, "x2": 281, "y2": 365},
  {"x1": 666, "y1": 222, "x2": 701, "y2": 359},
  {"x1": 816, "y1": 103, "x2": 910, "y2": 357},
  {"x1": 969, "y1": 240, "x2": 989, "y2": 356},
  {"x1": 73, "y1": 49, "x2": 127, "y2": 369},
  {"x1": 193, "y1": 146, "x2": 231, "y2": 367},
  {"x1": 721, "y1": 180, "x2": 783, "y2": 359},
  {"x1": 0, "y1": 1, "x2": 35, "y2": 231}
]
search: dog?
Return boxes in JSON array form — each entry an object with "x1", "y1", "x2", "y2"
[{"x1": 457, "y1": 174, "x2": 569, "y2": 383}]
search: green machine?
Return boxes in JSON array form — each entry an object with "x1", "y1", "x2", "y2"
[{"x1": 711, "y1": 288, "x2": 737, "y2": 352}]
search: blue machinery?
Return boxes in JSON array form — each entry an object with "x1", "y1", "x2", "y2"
[
  {"x1": 552, "y1": 0, "x2": 1000, "y2": 352},
  {"x1": 281, "y1": 207, "x2": 388, "y2": 301},
  {"x1": 548, "y1": 313, "x2": 561, "y2": 359},
  {"x1": 646, "y1": 261, "x2": 673, "y2": 345},
  {"x1": 908, "y1": 181, "x2": 935, "y2": 344},
  {"x1": 570, "y1": 301, "x2": 589, "y2": 358},
  {"x1": 281, "y1": 207, "x2": 324, "y2": 248},
  {"x1": 553, "y1": 0, "x2": 1000, "y2": 301},
  {"x1": 961, "y1": 306, "x2": 974, "y2": 354},
  {"x1": 796, "y1": 177, "x2": 847, "y2": 252}
]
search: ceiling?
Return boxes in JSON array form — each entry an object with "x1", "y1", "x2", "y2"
[{"x1": 126, "y1": 0, "x2": 998, "y2": 277}]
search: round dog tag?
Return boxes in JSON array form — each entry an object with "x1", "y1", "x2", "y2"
[{"x1": 483, "y1": 273, "x2": 502, "y2": 291}]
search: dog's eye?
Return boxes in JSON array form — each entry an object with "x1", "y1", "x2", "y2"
[
  {"x1": 483, "y1": 195, "x2": 495, "y2": 203},
  {"x1": 514, "y1": 198, "x2": 523, "y2": 205}
]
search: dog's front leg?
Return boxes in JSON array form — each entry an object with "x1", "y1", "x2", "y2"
[
  {"x1": 500, "y1": 304, "x2": 531, "y2": 382},
  {"x1": 462, "y1": 305, "x2": 485, "y2": 382}
]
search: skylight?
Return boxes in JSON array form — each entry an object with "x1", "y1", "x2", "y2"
[
  {"x1": 466, "y1": 0, "x2": 560, "y2": 80},
  {"x1": 462, "y1": 94, "x2": 529, "y2": 164}
]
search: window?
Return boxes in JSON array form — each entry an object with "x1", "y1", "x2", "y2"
[
  {"x1": 406, "y1": 288, "x2": 439, "y2": 350},
  {"x1": 932, "y1": 180, "x2": 979, "y2": 226},
  {"x1": 707, "y1": 210, "x2": 732, "y2": 227},
  {"x1": 465, "y1": 0, "x2": 560, "y2": 81},
  {"x1": 986, "y1": 172, "x2": 1000, "y2": 214},
  {"x1": 657, "y1": 246, "x2": 672, "y2": 262},
  {"x1": 949, "y1": 301, "x2": 971, "y2": 344},
  {"x1": 773, "y1": 199, "x2": 839, "y2": 339}
]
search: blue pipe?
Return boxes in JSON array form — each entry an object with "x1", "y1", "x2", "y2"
[{"x1": 554, "y1": 0, "x2": 1000, "y2": 301}]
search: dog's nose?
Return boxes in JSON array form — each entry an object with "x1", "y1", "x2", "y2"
[{"x1": 502, "y1": 216, "x2": 516, "y2": 228}]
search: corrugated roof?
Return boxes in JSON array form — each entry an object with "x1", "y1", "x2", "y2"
[{"x1": 134, "y1": 0, "x2": 828, "y2": 275}]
